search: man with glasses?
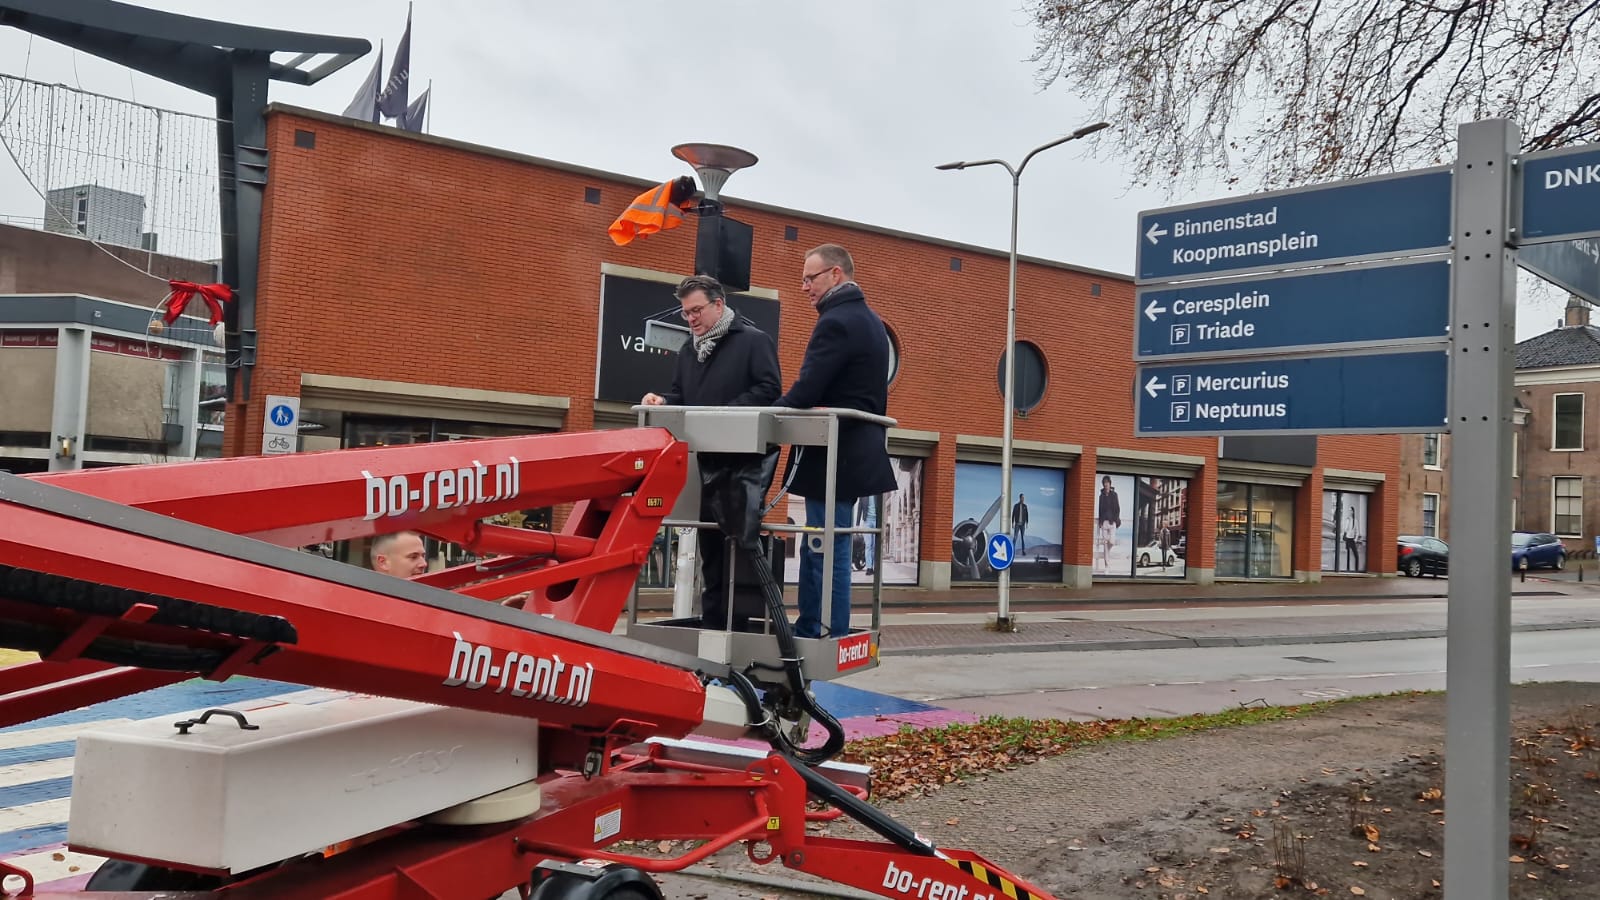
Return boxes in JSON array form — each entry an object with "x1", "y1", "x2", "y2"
[
  {"x1": 776, "y1": 244, "x2": 897, "y2": 639},
  {"x1": 643, "y1": 275, "x2": 782, "y2": 630}
]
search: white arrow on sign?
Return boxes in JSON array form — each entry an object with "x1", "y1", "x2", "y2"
[
  {"x1": 1144, "y1": 376, "x2": 1167, "y2": 398},
  {"x1": 1145, "y1": 221, "x2": 1168, "y2": 245},
  {"x1": 989, "y1": 538, "x2": 1010, "y2": 563},
  {"x1": 1143, "y1": 299, "x2": 1168, "y2": 322}
]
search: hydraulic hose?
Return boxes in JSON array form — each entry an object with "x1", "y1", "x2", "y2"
[{"x1": 741, "y1": 537, "x2": 845, "y2": 765}]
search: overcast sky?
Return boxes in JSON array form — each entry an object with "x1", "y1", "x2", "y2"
[{"x1": 0, "y1": 0, "x2": 1571, "y2": 337}]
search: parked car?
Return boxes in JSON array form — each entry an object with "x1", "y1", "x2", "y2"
[
  {"x1": 1136, "y1": 540, "x2": 1176, "y2": 568},
  {"x1": 1511, "y1": 532, "x2": 1566, "y2": 571},
  {"x1": 1397, "y1": 535, "x2": 1448, "y2": 577}
]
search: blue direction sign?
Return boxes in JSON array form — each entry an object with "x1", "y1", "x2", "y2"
[
  {"x1": 1520, "y1": 145, "x2": 1600, "y2": 245},
  {"x1": 1137, "y1": 169, "x2": 1452, "y2": 283},
  {"x1": 1135, "y1": 349, "x2": 1447, "y2": 435},
  {"x1": 986, "y1": 534, "x2": 1014, "y2": 571},
  {"x1": 1518, "y1": 238, "x2": 1600, "y2": 305},
  {"x1": 1135, "y1": 258, "x2": 1450, "y2": 360}
]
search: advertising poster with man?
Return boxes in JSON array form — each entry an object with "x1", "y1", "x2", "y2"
[
  {"x1": 1092, "y1": 473, "x2": 1136, "y2": 576},
  {"x1": 1132, "y1": 476, "x2": 1188, "y2": 578},
  {"x1": 950, "y1": 462, "x2": 1064, "y2": 582},
  {"x1": 1095, "y1": 473, "x2": 1190, "y2": 578}
]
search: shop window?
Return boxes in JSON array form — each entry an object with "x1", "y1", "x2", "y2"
[
  {"x1": 950, "y1": 460, "x2": 1062, "y2": 582},
  {"x1": 1421, "y1": 493, "x2": 1439, "y2": 537},
  {"x1": 779, "y1": 454, "x2": 926, "y2": 586},
  {"x1": 1553, "y1": 476, "x2": 1583, "y2": 536},
  {"x1": 1321, "y1": 490, "x2": 1369, "y2": 573},
  {"x1": 1216, "y1": 481, "x2": 1295, "y2": 578},
  {"x1": 1554, "y1": 393, "x2": 1584, "y2": 450},
  {"x1": 1092, "y1": 471, "x2": 1190, "y2": 579}
]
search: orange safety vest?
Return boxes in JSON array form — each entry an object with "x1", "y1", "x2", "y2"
[{"x1": 608, "y1": 178, "x2": 693, "y2": 246}]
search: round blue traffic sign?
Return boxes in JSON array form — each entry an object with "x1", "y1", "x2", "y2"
[
  {"x1": 268, "y1": 404, "x2": 296, "y2": 428},
  {"x1": 987, "y1": 534, "x2": 1014, "y2": 571}
]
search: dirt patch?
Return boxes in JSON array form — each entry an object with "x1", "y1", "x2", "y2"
[
  {"x1": 1074, "y1": 745, "x2": 1600, "y2": 899},
  {"x1": 656, "y1": 682, "x2": 1600, "y2": 900}
]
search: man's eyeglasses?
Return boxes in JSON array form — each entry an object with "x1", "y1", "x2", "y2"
[
  {"x1": 680, "y1": 302, "x2": 717, "y2": 321},
  {"x1": 801, "y1": 266, "x2": 836, "y2": 286}
]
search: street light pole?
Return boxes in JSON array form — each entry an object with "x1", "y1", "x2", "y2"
[{"x1": 937, "y1": 121, "x2": 1109, "y2": 632}]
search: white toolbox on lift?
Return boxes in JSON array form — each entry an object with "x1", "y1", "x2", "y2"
[{"x1": 67, "y1": 694, "x2": 541, "y2": 874}]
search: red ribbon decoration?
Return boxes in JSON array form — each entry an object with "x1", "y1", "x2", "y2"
[{"x1": 162, "y1": 280, "x2": 233, "y2": 327}]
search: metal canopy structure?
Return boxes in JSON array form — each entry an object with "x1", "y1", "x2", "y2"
[{"x1": 0, "y1": 0, "x2": 370, "y2": 401}]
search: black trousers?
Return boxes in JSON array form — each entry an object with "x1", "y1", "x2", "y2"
[{"x1": 699, "y1": 524, "x2": 747, "y2": 630}]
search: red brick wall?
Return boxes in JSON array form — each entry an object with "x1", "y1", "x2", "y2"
[
  {"x1": 1397, "y1": 433, "x2": 1450, "y2": 539},
  {"x1": 234, "y1": 108, "x2": 1402, "y2": 576}
]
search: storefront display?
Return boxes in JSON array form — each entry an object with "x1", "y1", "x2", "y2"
[
  {"x1": 951, "y1": 461, "x2": 1065, "y2": 582},
  {"x1": 1092, "y1": 473, "x2": 1189, "y2": 578},
  {"x1": 784, "y1": 454, "x2": 924, "y2": 585},
  {"x1": 1216, "y1": 481, "x2": 1296, "y2": 578},
  {"x1": 1321, "y1": 490, "x2": 1369, "y2": 572}
]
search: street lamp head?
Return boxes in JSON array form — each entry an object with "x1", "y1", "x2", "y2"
[
  {"x1": 1071, "y1": 121, "x2": 1111, "y2": 139},
  {"x1": 671, "y1": 142, "x2": 759, "y2": 202},
  {"x1": 935, "y1": 161, "x2": 967, "y2": 170}
]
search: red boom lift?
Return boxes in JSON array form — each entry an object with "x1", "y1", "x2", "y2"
[{"x1": 0, "y1": 423, "x2": 1056, "y2": 900}]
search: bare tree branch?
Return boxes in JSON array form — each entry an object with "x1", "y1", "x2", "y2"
[{"x1": 1024, "y1": 0, "x2": 1600, "y2": 192}]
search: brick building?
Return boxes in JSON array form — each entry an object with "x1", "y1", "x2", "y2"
[
  {"x1": 175, "y1": 105, "x2": 1397, "y2": 588},
  {"x1": 0, "y1": 224, "x2": 222, "y2": 472},
  {"x1": 1399, "y1": 298, "x2": 1599, "y2": 548}
]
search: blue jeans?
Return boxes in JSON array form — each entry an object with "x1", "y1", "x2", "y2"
[{"x1": 796, "y1": 497, "x2": 853, "y2": 638}]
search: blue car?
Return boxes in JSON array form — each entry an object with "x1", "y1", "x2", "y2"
[{"x1": 1511, "y1": 532, "x2": 1566, "y2": 572}]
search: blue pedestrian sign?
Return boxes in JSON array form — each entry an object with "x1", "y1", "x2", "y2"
[
  {"x1": 1519, "y1": 145, "x2": 1600, "y2": 245},
  {"x1": 1136, "y1": 168, "x2": 1452, "y2": 283},
  {"x1": 1135, "y1": 349, "x2": 1448, "y2": 436},
  {"x1": 986, "y1": 534, "x2": 1014, "y2": 571},
  {"x1": 268, "y1": 404, "x2": 296, "y2": 429},
  {"x1": 1135, "y1": 258, "x2": 1450, "y2": 360}
]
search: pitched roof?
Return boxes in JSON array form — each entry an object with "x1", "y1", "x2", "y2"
[{"x1": 1516, "y1": 325, "x2": 1600, "y2": 369}]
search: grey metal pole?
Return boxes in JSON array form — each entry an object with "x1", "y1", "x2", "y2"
[
  {"x1": 996, "y1": 171, "x2": 1020, "y2": 630},
  {"x1": 936, "y1": 123, "x2": 1108, "y2": 633},
  {"x1": 822, "y1": 414, "x2": 840, "y2": 635},
  {"x1": 1444, "y1": 117, "x2": 1518, "y2": 900}
]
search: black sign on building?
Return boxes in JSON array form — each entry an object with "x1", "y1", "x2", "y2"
[{"x1": 595, "y1": 273, "x2": 781, "y2": 404}]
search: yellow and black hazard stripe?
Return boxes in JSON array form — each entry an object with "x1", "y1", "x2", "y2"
[{"x1": 948, "y1": 858, "x2": 1033, "y2": 900}]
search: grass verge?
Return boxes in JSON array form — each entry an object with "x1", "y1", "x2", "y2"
[{"x1": 840, "y1": 691, "x2": 1429, "y2": 801}]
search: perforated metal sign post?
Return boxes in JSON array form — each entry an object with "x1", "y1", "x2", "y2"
[
  {"x1": 1444, "y1": 118, "x2": 1518, "y2": 900},
  {"x1": 1130, "y1": 117, "x2": 1543, "y2": 898}
]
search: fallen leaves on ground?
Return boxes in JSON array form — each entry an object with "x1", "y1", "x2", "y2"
[{"x1": 839, "y1": 705, "x2": 1335, "y2": 801}]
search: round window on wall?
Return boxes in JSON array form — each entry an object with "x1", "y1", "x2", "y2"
[
  {"x1": 885, "y1": 323, "x2": 901, "y2": 384},
  {"x1": 997, "y1": 340, "x2": 1048, "y2": 415}
]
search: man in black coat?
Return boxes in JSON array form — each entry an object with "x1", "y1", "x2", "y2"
[
  {"x1": 775, "y1": 244, "x2": 897, "y2": 638},
  {"x1": 644, "y1": 275, "x2": 781, "y2": 629}
]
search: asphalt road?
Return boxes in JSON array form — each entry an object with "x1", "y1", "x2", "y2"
[{"x1": 841, "y1": 627, "x2": 1600, "y2": 720}]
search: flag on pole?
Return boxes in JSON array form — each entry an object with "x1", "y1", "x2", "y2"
[
  {"x1": 342, "y1": 45, "x2": 382, "y2": 123},
  {"x1": 377, "y1": 5, "x2": 412, "y2": 120},
  {"x1": 399, "y1": 87, "x2": 430, "y2": 133}
]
